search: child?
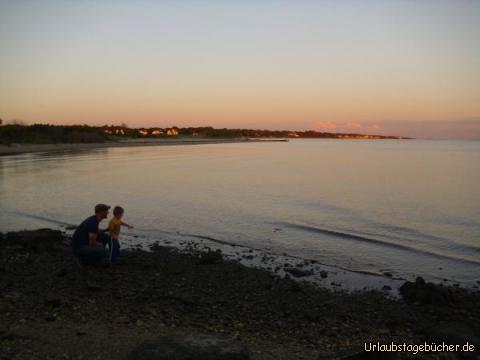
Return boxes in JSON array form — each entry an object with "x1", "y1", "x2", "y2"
[{"x1": 108, "y1": 206, "x2": 133, "y2": 261}]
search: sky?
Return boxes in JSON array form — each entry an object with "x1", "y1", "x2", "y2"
[{"x1": 0, "y1": 0, "x2": 479, "y2": 139}]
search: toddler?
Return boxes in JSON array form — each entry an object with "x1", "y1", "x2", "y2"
[{"x1": 108, "y1": 206, "x2": 133, "y2": 261}]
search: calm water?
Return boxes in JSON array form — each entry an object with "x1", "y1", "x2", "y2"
[{"x1": 1, "y1": 140, "x2": 479, "y2": 286}]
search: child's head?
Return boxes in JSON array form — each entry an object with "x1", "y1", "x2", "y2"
[{"x1": 113, "y1": 206, "x2": 124, "y2": 218}]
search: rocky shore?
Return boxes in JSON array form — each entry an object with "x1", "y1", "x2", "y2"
[{"x1": 1, "y1": 229, "x2": 479, "y2": 359}]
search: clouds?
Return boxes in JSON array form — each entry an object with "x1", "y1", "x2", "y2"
[
  {"x1": 310, "y1": 119, "x2": 480, "y2": 139},
  {"x1": 344, "y1": 122, "x2": 362, "y2": 130},
  {"x1": 372, "y1": 119, "x2": 480, "y2": 140},
  {"x1": 312, "y1": 121, "x2": 337, "y2": 130}
]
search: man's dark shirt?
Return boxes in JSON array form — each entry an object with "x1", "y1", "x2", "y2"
[{"x1": 72, "y1": 216, "x2": 99, "y2": 250}]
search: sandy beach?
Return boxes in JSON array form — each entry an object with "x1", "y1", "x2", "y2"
[
  {"x1": 1, "y1": 229, "x2": 479, "y2": 359},
  {"x1": 0, "y1": 138, "x2": 286, "y2": 156}
]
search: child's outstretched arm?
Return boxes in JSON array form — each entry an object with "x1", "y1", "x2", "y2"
[{"x1": 121, "y1": 221, "x2": 134, "y2": 229}]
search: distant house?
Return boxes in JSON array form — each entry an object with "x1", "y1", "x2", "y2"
[
  {"x1": 115, "y1": 129, "x2": 125, "y2": 135},
  {"x1": 104, "y1": 129, "x2": 113, "y2": 134},
  {"x1": 166, "y1": 128, "x2": 178, "y2": 136},
  {"x1": 139, "y1": 129, "x2": 148, "y2": 136},
  {"x1": 151, "y1": 129, "x2": 164, "y2": 135},
  {"x1": 287, "y1": 132, "x2": 300, "y2": 138}
]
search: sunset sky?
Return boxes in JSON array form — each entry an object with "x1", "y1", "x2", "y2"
[{"x1": 1, "y1": 1, "x2": 479, "y2": 139}]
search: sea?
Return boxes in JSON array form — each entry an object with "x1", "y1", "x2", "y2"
[{"x1": 1, "y1": 139, "x2": 479, "y2": 289}]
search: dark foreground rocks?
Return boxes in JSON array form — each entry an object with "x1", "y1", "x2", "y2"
[
  {"x1": 128, "y1": 333, "x2": 250, "y2": 360},
  {"x1": 284, "y1": 267, "x2": 313, "y2": 277},
  {"x1": 1, "y1": 229, "x2": 63, "y2": 253},
  {"x1": 1, "y1": 229, "x2": 480, "y2": 359},
  {"x1": 399, "y1": 277, "x2": 455, "y2": 306}
]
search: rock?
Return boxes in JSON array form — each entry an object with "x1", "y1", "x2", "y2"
[
  {"x1": 5, "y1": 291, "x2": 21, "y2": 300},
  {"x1": 56, "y1": 268, "x2": 68, "y2": 277},
  {"x1": 399, "y1": 277, "x2": 453, "y2": 305},
  {"x1": 4, "y1": 229, "x2": 63, "y2": 253},
  {"x1": 320, "y1": 270, "x2": 328, "y2": 279},
  {"x1": 115, "y1": 316, "x2": 131, "y2": 324},
  {"x1": 423, "y1": 322, "x2": 480, "y2": 348},
  {"x1": 303, "y1": 309, "x2": 320, "y2": 322},
  {"x1": 382, "y1": 285, "x2": 392, "y2": 291},
  {"x1": 150, "y1": 243, "x2": 163, "y2": 252},
  {"x1": 44, "y1": 294, "x2": 62, "y2": 308},
  {"x1": 319, "y1": 348, "x2": 401, "y2": 359},
  {"x1": 128, "y1": 333, "x2": 250, "y2": 359},
  {"x1": 289, "y1": 282, "x2": 301, "y2": 292},
  {"x1": 85, "y1": 283, "x2": 103, "y2": 292},
  {"x1": 284, "y1": 267, "x2": 313, "y2": 277},
  {"x1": 197, "y1": 250, "x2": 223, "y2": 265}
]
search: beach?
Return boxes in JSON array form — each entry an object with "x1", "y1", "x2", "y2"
[
  {"x1": 1, "y1": 229, "x2": 479, "y2": 359},
  {"x1": 0, "y1": 138, "x2": 286, "y2": 156}
]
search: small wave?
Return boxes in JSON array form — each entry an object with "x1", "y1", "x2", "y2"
[
  {"x1": 280, "y1": 222, "x2": 480, "y2": 266},
  {"x1": 135, "y1": 227, "x2": 388, "y2": 278},
  {"x1": 0, "y1": 209, "x2": 75, "y2": 228},
  {"x1": 135, "y1": 227, "x2": 254, "y2": 249}
]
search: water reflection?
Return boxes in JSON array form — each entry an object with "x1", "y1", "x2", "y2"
[{"x1": 1, "y1": 140, "x2": 479, "y2": 285}]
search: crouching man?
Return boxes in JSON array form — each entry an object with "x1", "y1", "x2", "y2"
[{"x1": 72, "y1": 204, "x2": 111, "y2": 265}]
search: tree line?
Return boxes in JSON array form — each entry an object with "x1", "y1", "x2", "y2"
[{"x1": 0, "y1": 123, "x2": 403, "y2": 144}]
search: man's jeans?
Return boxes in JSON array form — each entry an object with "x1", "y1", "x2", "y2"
[
  {"x1": 74, "y1": 245, "x2": 106, "y2": 265},
  {"x1": 73, "y1": 233, "x2": 110, "y2": 265}
]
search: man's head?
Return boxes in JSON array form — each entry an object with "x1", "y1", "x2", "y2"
[{"x1": 94, "y1": 203, "x2": 110, "y2": 220}]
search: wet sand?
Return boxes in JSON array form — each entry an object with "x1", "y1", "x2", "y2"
[
  {"x1": 1, "y1": 229, "x2": 479, "y2": 359},
  {"x1": 0, "y1": 138, "x2": 286, "y2": 156}
]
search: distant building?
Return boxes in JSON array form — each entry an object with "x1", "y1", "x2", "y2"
[
  {"x1": 287, "y1": 132, "x2": 299, "y2": 138},
  {"x1": 166, "y1": 128, "x2": 178, "y2": 136},
  {"x1": 151, "y1": 129, "x2": 164, "y2": 135},
  {"x1": 139, "y1": 129, "x2": 148, "y2": 136}
]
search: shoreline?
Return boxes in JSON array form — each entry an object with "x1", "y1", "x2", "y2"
[
  {"x1": 0, "y1": 137, "x2": 288, "y2": 156},
  {"x1": 118, "y1": 228, "x2": 409, "y2": 294},
  {"x1": 1, "y1": 229, "x2": 479, "y2": 359}
]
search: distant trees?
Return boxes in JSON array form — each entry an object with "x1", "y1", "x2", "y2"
[
  {"x1": 0, "y1": 123, "x2": 403, "y2": 145},
  {"x1": 0, "y1": 124, "x2": 108, "y2": 145}
]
